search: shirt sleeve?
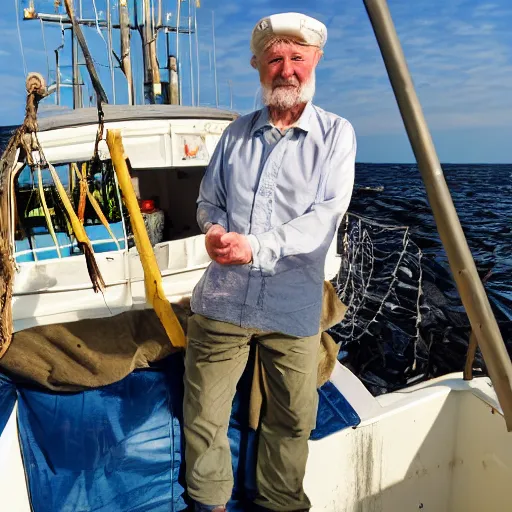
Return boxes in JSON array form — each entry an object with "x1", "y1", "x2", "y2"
[
  {"x1": 196, "y1": 130, "x2": 229, "y2": 234},
  {"x1": 247, "y1": 120, "x2": 356, "y2": 275}
]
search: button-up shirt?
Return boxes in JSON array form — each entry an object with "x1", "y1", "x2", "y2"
[{"x1": 191, "y1": 102, "x2": 356, "y2": 337}]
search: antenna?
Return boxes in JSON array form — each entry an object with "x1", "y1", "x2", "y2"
[
  {"x1": 176, "y1": 0, "x2": 182, "y2": 104},
  {"x1": 212, "y1": 10, "x2": 218, "y2": 107},
  {"x1": 227, "y1": 79, "x2": 233, "y2": 110},
  {"x1": 71, "y1": 24, "x2": 83, "y2": 108},
  {"x1": 106, "y1": 0, "x2": 116, "y2": 104},
  {"x1": 188, "y1": 0, "x2": 195, "y2": 106},
  {"x1": 194, "y1": 1, "x2": 200, "y2": 105}
]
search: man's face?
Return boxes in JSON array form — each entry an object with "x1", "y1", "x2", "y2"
[{"x1": 257, "y1": 41, "x2": 321, "y2": 110}]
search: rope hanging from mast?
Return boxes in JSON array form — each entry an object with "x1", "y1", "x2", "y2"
[{"x1": 0, "y1": 74, "x2": 49, "y2": 358}]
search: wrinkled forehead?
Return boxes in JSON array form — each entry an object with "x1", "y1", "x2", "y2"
[{"x1": 261, "y1": 38, "x2": 320, "y2": 58}]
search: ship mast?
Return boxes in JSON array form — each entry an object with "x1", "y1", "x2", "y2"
[
  {"x1": 142, "y1": 0, "x2": 161, "y2": 102},
  {"x1": 119, "y1": 0, "x2": 134, "y2": 104},
  {"x1": 21, "y1": 0, "x2": 199, "y2": 107}
]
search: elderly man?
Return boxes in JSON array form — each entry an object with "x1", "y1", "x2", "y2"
[{"x1": 184, "y1": 12, "x2": 356, "y2": 512}]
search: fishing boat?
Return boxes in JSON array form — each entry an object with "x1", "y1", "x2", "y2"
[
  {"x1": 10, "y1": 104, "x2": 239, "y2": 332},
  {"x1": 1, "y1": 1, "x2": 511, "y2": 511}
]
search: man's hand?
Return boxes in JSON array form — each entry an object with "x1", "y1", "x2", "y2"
[
  {"x1": 205, "y1": 224, "x2": 228, "y2": 261},
  {"x1": 205, "y1": 225, "x2": 252, "y2": 265}
]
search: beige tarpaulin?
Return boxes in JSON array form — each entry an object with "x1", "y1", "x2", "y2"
[{"x1": 0, "y1": 308, "x2": 186, "y2": 392}]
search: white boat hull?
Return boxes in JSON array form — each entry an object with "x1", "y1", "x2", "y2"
[
  {"x1": 1, "y1": 366, "x2": 510, "y2": 512},
  {"x1": 305, "y1": 369, "x2": 511, "y2": 511}
]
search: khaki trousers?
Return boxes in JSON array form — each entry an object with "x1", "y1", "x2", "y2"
[{"x1": 183, "y1": 314, "x2": 321, "y2": 511}]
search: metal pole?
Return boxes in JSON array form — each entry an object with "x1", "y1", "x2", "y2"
[
  {"x1": 194, "y1": 2, "x2": 200, "y2": 105},
  {"x1": 71, "y1": 27, "x2": 82, "y2": 108},
  {"x1": 55, "y1": 49, "x2": 61, "y2": 105},
  {"x1": 176, "y1": 0, "x2": 182, "y2": 104},
  {"x1": 212, "y1": 9, "x2": 218, "y2": 107},
  {"x1": 363, "y1": 0, "x2": 512, "y2": 431},
  {"x1": 166, "y1": 30, "x2": 171, "y2": 99},
  {"x1": 134, "y1": 0, "x2": 145, "y2": 103},
  {"x1": 106, "y1": 0, "x2": 116, "y2": 104},
  {"x1": 188, "y1": 0, "x2": 195, "y2": 106}
]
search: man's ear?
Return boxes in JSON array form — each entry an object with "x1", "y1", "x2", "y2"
[
  {"x1": 250, "y1": 55, "x2": 258, "y2": 69},
  {"x1": 314, "y1": 49, "x2": 323, "y2": 66}
]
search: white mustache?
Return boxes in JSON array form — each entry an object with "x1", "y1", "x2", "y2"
[{"x1": 272, "y1": 78, "x2": 300, "y2": 88}]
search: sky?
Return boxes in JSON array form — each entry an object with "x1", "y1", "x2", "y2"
[{"x1": 0, "y1": 0, "x2": 511, "y2": 163}]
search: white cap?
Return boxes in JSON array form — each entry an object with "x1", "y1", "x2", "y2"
[{"x1": 250, "y1": 12, "x2": 327, "y2": 56}]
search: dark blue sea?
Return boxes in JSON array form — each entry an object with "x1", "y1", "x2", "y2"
[{"x1": 1, "y1": 126, "x2": 510, "y2": 395}]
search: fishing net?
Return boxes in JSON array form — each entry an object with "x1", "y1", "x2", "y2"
[{"x1": 329, "y1": 213, "x2": 427, "y2": 395}]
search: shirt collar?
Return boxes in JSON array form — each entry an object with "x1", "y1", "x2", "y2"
[{"x1": 250, "y1": 102, "x2": 314, "y2": 137}]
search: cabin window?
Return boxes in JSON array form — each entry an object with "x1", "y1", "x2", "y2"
[
  {"x1": 129, "y1": 165, "x2": 204, "y2": 242},
  {"x1": 14, "y1": 161, "x2": 126, "y2": 263}
]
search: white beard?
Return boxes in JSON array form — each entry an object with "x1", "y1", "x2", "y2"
[{"x1": 261, "y1": 72, "x2": 316, "y2": 110}]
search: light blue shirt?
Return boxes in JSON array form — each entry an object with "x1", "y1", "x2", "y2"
[{"x1": 191, "y1": 102, "x2": 356, "y2": 337}]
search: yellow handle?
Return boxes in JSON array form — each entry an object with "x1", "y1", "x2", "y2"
[{"x1": 106, "y1": 129, "x2": 186, "y2": 348}]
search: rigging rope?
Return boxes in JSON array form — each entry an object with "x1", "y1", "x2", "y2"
[
  {"x1": 14, "y1": 0, "x2": 28, "y2": 77},
  {"x1": 91, "y1": 0, "x2": 107, "y2": 44}
]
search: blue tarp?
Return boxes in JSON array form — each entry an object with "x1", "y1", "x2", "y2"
[
  {"x1": 1, "y1": 353, "x2": 360, "y2": 511},
  {"x1": 0, "y1": 373, "x2": 16, "y2": 434}
]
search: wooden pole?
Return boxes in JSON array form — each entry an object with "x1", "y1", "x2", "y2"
[
  {"x1": 119, "y1": 0, "x2": 134, "y2": 104},
  {"x1": 106, "y1": 130, "x2": 186, "y2": 348},
  {"x1": 149, "y1": 1, "x2": 161, "y2": 87},
  {"x1": 143, "y1": 0, "x2": 161, "y2": 102},
  {"x1": 464, "y1": 332, "x2": 479, "y2": 381},
  {"x1": 363, "y1": 0, "x2": 512, "y2": 431},
  {"x1": 169, "y1": 55, "x2": 179, "y2": 105}
]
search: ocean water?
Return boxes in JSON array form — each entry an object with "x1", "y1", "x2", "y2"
[{"x1": 1, "y1": 126, "x2": 510, "y2": 394}]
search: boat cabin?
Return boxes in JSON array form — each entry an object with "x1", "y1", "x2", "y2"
[{"x1": 11, "y1": 105, "x2": 345, "y2": 332}]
